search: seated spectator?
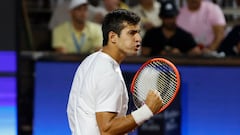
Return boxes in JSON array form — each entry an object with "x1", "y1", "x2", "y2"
[
  {"x1": 218, "y1": 25, "x2": 240, "y2": 56},
  {"x1": 177, "y1": 0, "x2": 226, "y2": 54},
  {"x1": 52, "y1": 0, "x2": 103, "y2": 54},
  {"x1": 141, "y1": 0, "x2": 202, "y2": 57},
  {"x1": 131, "y1": 0, "x2": 162, "y2": 36}
]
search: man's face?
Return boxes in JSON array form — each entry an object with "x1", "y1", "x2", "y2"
[
  {"x1": 187, "y1": 0, "x2": 201, "y2": 11},
  {"x1": 162, "y1": 16, "x2": 177, "y2": 30},
  {"x1": 116, "y1": 23, "x2": 142, "y2": 56},
  {"x1": 71, "y1": 4, "x2": 88, "y2": 24}
]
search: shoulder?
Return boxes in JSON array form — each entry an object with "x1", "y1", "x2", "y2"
[
  {"x1": 86, "y1": 21, "x2": 101, "y2": 29},
  {"x1": 89, "y1": 52, "x2": 116, "y2": 73},
  {"x1": 202, "y1": 1, "x2": 226, "y2": 23},
  {"x1": 202, "y1": 1, "x2": 217, "y2": 7},
  {"x1": 80, "y1": 52, "x2": 112, "y2": 73},
  {"x1": 85, "y1": 21, "x2": 102, "y2": 33},
  {"x1": 53, "y1": 21, "x2": 71, "y2": 34},
  {"x1": 202, "y1": 1, "x2": 222, "y2": 12}
]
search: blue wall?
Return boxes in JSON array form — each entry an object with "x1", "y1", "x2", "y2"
[
  {"x1": 33, "y1": 62, "x2": 240, "y2": 135},
  {"x1": 0, "y1": 51, "x2": 17, "y2": 135},
  {"x1": 180, "y1": 66, "x2": 240, "y2": 135}
]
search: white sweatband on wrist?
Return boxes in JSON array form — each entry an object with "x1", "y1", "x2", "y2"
[{"x1": 131, "y1": 104, "x2": 153, "y2": 125}]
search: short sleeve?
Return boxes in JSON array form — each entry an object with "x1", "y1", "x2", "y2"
[
  {"x1": 172, "y1": 28, "x2": 197, "y2": 53},
  {"x1": 95, "y1": 72, "x2": 123, "y2": 113},
  {"x1": 208, "y1": 4, "x2": 226, "y2": 26}
]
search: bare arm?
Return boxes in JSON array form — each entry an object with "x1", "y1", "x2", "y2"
[
  {"x1": 208, "y1": 25, "x2": 225, "y2": 51},
  {"x1": 96, "y1": 90, "x2": 163, "y2": 135},
  {"x1": 96, "y1": 112, "x2": 137, "y2": 135}
]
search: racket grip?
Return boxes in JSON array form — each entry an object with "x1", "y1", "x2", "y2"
[{"x1": 131, "y1": 104, "x2": 153, "y2": 125}]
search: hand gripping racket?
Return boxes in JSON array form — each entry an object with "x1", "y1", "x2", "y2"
[{"x1": 130, "y1": 58, "x2": 180, "y2": 113}]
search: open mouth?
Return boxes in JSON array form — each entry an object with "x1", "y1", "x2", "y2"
[{"x1": 135, "y1": 44, "x2": 141, "y2": 51}]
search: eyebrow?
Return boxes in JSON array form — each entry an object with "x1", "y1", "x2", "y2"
[{"x1": 128, "y1": 29, "x2": 141, "y2": 34}]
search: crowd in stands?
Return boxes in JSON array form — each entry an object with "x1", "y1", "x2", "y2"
[{"x1": 49, "y1": 0, "x2": 240, "y2": 57}]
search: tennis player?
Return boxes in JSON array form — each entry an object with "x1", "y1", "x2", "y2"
[{"x1": 67, "y1": 9, "x2": 163, "y2": 135}]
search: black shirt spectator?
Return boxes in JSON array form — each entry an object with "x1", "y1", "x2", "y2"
[
  {"x1": 141, "y1": 0, "x2": 201, "y2": 57},
  {"x1": 142, "y1": 26, "x2": 198, "y2": 56}
]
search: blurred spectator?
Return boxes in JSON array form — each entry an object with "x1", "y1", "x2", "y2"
[
  {"x1": 141, "y1": 0, "x2": 202, "y2": 57},
  {"x1": 218, "y1": 25, "x2": 240, "y2": 56},
  {"x1": 131, "y1": 0, "x2": 162, "y2": 36},
  {"x1": 177, "y1": 0, "x2": 226, "y2": 54},
  {"x1": 52, "y1": 0, "x2": 103, "y2": 54},
  {"x1": 91, "y1": 0, "x2": 129, "y2": 24},
  {"x1": 48, "y1": 0, "x2": 98, "y2": 30}
]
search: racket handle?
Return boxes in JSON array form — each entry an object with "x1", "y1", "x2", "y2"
[{"x1": 131, "y1": 104, "x2": 153, "y2": 125}]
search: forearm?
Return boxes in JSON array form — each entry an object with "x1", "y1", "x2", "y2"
[
  {"x1": 209, "y1": 25, "x2": 225, "y2": 50},
  {"x1": 208, "y1": 36, "x2": 223, "y2": 50},
  {"x1": 96, "y1": 112, "x2": 138, "y2": 135},
  {"x1": 107, "y1": 114, "x2": 138, "y2": 135},
  {"x1": 96, "y1": 105, "x2": 153, "y2": 135},
  {"x1": 96, "y1": 90, "x2": 162, "y2": 135}
]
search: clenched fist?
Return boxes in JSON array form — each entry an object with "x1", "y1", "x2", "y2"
[{"x1": 145, "y1": 90, "x2": 164, "y2": 114}]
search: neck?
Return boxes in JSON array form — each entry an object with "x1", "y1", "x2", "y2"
[
  {"x1": 72, "y1": 21, "x2": 85, "y2": 31},
  {"x1": 188, "y1": 3, "x2": 201, "y2": 12},
  {"x1": 162, "y1": 27, "x2": 175, "y2": 38},
  {"x1": 102, "y1": 45, "x2": 125, "y2": 64}
]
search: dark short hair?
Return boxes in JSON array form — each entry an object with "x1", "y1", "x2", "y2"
[{"x1": 102, "y1": 9, "x2": 141, "y2": 46}]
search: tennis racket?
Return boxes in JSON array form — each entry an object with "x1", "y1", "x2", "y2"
[{"x1": 130, "y1": 58, "x2": 180, "y2": 113}]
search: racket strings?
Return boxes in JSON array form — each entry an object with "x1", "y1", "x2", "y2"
[
  {"x1": 132, "y1": 61, "x2": 178, "y2": 108},
  {"x1": 149, "y1": 62, "x2": 177, "y2": 104}
]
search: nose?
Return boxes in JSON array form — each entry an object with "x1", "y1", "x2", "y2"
[{"x1": 135, "y1": 33, "x2": 142, "y2": 44}]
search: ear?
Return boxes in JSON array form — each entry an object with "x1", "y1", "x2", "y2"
[{"x1": 109, "y1": 31, "x2": 118, "y2": 44}]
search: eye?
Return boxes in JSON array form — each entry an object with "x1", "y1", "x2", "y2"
[
  {"x1": 128, "y1": 31, "x2": 136, "y2": 35},
  {"x1": 129, "y1": 30, "x2": 140, "y2": 36}
]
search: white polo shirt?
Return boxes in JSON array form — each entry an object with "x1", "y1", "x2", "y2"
[{"x1": 67, "y1": 51, "x2": 129, "y2": 135}]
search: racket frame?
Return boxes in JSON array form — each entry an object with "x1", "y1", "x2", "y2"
[{"x1": 130, "y1": 58, "x2": 181, "y2": 113}]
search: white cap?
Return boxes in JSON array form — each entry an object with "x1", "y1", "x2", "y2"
[{"x1": 69, "y1": 0, "x2": 88, "y2": 10}]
